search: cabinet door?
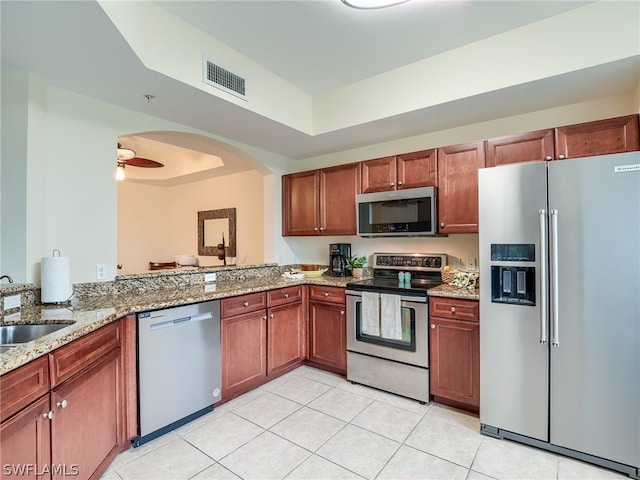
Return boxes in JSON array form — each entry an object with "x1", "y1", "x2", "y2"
[
  {"x1": 0, "y1": 395, "x2": 51, "y2": 480},
  {"x1": 320, "y1": 163, "x2": 361, "y2": 235},
  {"x1": 555, "y1": 115, "x2": 640, "y2": 160},
  {"x1": 486, "y1": 129, "x2": 555, "y2": 167},
  {"x1": 221, "y1": 311, "x2": 267, "y2": 400},
  {"x1": 51, "y1": 348, "x2": 121, "y2": 480},
  {"x1": 267, "y1": 302, "x2": 305, "y2": 377},
  {"x1": 361, "y1": 156, "x2": 396, "y2": 193},
  {"x1": 430, "y1": 317, "x2": 479, "y2": 411},
  {"x1": 396, "y1": 149, "x2": 437, "y2": 189},
  {"x1": 308, "y1": 301, "x2": 346, "y2": 375},
  {"x1": 437, "y1": 141, "x2": 486, "y2": 234},
  {"x1": 282, "y1": 170, "x2": 320, "y2": 236}
]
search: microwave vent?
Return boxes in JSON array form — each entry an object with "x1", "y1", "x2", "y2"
[{"x1": 203, "y1": 58, "x2": 246, "y2": 99}]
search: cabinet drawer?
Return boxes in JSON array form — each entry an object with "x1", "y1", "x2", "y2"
[
  {"x1": 267, "y1": 286, "x2": 303, "y2": 307},
  {"x1": 309, "y1": 285, "x2": 345, "y2": 305},
  {"x1": 0, "y1": 356, "x2": 50, "y2": 422},
  {"x1": 429, "y1": 297, "x2": 479, "y2": 322},
  {"x1": 221, "y1": 292, "x2": 267, "y2": 318},
  {"x1": 49, "y1": 321, "x2": 121, "y2": 387}
]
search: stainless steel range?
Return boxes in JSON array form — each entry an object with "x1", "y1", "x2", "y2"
[{"x1": 346, "y1": 252, "x2": 447, "y2": 403}]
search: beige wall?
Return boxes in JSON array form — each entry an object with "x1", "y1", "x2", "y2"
[{"x1": 117, "y1": 170, "x2": 264, "y2": 275}]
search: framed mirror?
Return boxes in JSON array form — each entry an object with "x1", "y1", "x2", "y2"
[{"x1": 198, "y1": 208, "x2": 236, "y2": 257}]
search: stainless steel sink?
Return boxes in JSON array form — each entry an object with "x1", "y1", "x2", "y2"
[{"x1": 0, "y1": 323, "x2": 74, "y2": 345}]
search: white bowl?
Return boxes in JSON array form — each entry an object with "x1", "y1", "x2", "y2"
[{"x1": 175, "y1": 255, "x2": 197, "y2": 266}]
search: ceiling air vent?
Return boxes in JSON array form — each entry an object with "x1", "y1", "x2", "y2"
[{"x1": 203, "y1": 58, "x2": 246, "y2": 100}]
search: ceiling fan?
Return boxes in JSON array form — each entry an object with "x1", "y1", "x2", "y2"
[{"x1": 117, "y1": 143, "x2": 164, "y2": 168}]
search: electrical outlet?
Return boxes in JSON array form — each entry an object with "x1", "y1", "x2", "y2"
[
  {"x1": 96, "y1": 264, "x2": 107, "y2": 280},
  {"x1": 468, "y1": 258, "x2": 477, "y2": 271},
  {"x1": 3, "y1": 295, "x2": 21, "y2": 310},
  {"x1": 204, "y1": 273, "x2": 216, "y2": 283},
  {"x1": 205, "y1": 283, "x2": 216, "y2": 293}
]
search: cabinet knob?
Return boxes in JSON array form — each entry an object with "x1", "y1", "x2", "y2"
[
  {"x1": 450, "y1": 306, "x2": 456, "y2": 313},
  {"x1": 319, "y1": 227, "x2": 325, "y2": 231},
  {"x1": 431, "y1": 324, "x2": 435, "y2": 329},
  {"x1": 558, "y1": 154, "x2": 566, "y2": 160},
  {"x1": 398, "y1": 180, "x2": 403, "y2": 186},
  {"x1": 440, "y1": 222, "x2": 445, "y2": 228},
  {"x1": 57, "y1": 400, "x2": 68, "y2": 409},
  {"x1": 243, "y1": 301, "x2": 249, "y2": 307},
  {"x1": 262, "y1": 315, "x2": 267, "y2": 320},
  {"x1": 314, "y1": 227, "x2": 319, "y2": 231},
  {"x1": 43, "y1": 411, "x2": 54, "y2": 420},
  {"x1": 324, "y1": 292, "x2": 329, "y2": 297},
  {"x1": 340, "y1": 310, "x2": 345, "y2": 315},
  {"x1": 390, "y1": 182, "x2": 395, "y2": 187},
  {"x1": 269, "y1": 313, "x2": 275, "y2": 318},
  {"x1": 284, "y1": 293, "x2": 289, "y2": 298},
  {"x1": 545, "y1": 155, "x2": 552, "y2": 161}
]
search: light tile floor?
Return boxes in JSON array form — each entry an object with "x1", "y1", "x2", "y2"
[{"x1": 103, "y1": 366, "x2": 627, "y2": 480}]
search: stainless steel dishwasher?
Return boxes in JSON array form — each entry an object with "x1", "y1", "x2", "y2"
[{"x1": 134, "y1": 300, "x2": 221, "y2": 446}]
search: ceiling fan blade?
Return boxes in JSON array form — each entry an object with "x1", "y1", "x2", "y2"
[{"x1": 125, "y1": 157, "x2": 165, "y2": 168}]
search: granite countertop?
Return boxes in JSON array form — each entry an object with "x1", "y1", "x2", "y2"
[
  {"x1": 427, "y1": 283, "x2": 480, "y2": 301},
  {"x1": 0, "y1": 272, "x2": 476, "y2": 376},
  {"x1": 0, "y1": 274, "x2": 355, "y2": 375}
]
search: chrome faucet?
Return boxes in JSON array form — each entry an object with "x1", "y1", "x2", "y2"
[{"x1": 0, "y1": 275, "x2": 14, "y2": 283}]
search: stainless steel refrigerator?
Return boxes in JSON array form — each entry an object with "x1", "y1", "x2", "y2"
[{"x1": 478, "y1": 152, "x2": 639, "y2": 478}]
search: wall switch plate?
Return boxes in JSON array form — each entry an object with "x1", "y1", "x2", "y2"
[
  {"x1": 3, "y1": 295, "x2": 21, "y2": 310},
  {"x1": 96, "y1": 264, "x2": 107, "y2": 280},
  {"x1": 204, "y1": 273, "x2": 216, "y2": 283},
  {"x1": 468, "y1": 258, "x2": 477, "y2": 271}
]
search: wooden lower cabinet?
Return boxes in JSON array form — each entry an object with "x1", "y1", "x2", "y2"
[
  {"x1": 0, "y1": 395, "x2": 51, "y2": 480},
  {"x1": 51, "y1": 348, "x2": 121, "y2": 480},
  {"x1": 307, "y1": 286, "x2": 347, "y2": 375},
  {"x1": 429, "y1": 297, "x2": 479, "y2": 413},
  {"x1": 0, "y1": 321, "x2": 125, "y2": 480},
  {"x1": 221, "y1": 287, "x2": 305, "y2": 401},
  {"x1": 267, "y1": 301, "x2": 306, "y2": 377},
  {"x1": 221, "y1": 309, "x2": 268, "y2": 399}
]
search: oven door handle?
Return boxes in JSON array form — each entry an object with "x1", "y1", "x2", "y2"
[{"x1": 346, "y1": 290, "x2": 427, "y2": 304}]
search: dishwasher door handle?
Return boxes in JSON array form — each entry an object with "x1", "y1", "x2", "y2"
[{"x1": 149, "y1": 311, "x2": 214, "y2": 331}]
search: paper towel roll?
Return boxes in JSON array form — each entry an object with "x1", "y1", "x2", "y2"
[{"x1": 41, "y1": 252, "x2": 73, "y2": 303}]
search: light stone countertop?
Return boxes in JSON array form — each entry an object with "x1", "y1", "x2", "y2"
[
  {"x1": 427, "y1": 283, "x2": 480, "y2": 301},
  {"x1": 1, "y1": 271, "x2": 477, "y2": 376},
  {"x1": 0, "y1": 273, "x2": 355, "y2": 376}
]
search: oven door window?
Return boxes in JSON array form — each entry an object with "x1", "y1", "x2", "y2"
[{"x1": 355, "y1": 301, "x2": 416, "y2": 351}]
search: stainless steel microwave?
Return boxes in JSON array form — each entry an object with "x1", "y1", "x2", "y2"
[{"x1": 356, "y1": 186, "x2": 437, "y2": 237}]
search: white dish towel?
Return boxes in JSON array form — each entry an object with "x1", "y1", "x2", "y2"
[
  {"x1": 380, "y1": 294, "x2": 402, "y2": 340},
  {"x1": 361, "y1": 291, "x2": 380, "y2": 336}
]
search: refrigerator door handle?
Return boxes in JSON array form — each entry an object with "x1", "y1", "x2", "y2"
[
  {"x1": 538, "y1": 209, "x2": 548, "y2": 344},
  {"x1": 550, "y1": 209, "x2": 560, "y2": 347}
]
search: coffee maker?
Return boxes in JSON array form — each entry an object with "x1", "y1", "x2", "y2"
[{"x1": 329, "y1": 243, "x2": 351, "y2": 277}]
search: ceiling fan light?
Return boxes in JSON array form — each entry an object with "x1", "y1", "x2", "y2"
[
  {"x1": 117, "y1": 147, "x2": 136, "y2": 161},
  {"x1": 115, "y1": 162, "x2": 126, "y2": 181},
  {"x1": 340, "y1": 0, "x2": 410, "y2": 9}
]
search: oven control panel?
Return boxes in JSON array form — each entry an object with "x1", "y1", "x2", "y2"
[{"x1": 372, "y1": 253, "x2": 448, "y2": 271}]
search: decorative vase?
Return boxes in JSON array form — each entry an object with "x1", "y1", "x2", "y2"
[{"x1": 352, "y1": 267, "x2": 363, "y2": 279}]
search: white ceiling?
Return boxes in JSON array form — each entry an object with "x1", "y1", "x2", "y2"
[{"x1": 2, "y1": 0, "x2": 639, "y2": 180}]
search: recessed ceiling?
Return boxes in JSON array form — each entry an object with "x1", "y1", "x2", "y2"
[{"x1": 1, "y1": 0, "x2": 638, "y2": 170}]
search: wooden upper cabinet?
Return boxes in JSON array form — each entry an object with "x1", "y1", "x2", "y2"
[
  {"x1": 282, "y1": 163, "x2": 360, "y2": 236},
  {"x1": 486, "y1": 129, "x2": 555, "y2": 167},
  {"x1": 555, "y1": 115, "x2": 640, "y2": 160},
  {"x1": 320, "y1": 163, "x2": 361, "y2": 235},
  {"x1": 437, "y1": 141, "x2": 486, "y2": 234},
  {"x1": 282, "y1": 170, "x2": 320, "y2": 236},
  {"x1": 361, "y1": 150, "x2": 436, "y2": 193},
  {"x1": 361, "y1": 156, "x2": 396, "y2": 193},
  {"x1": 396, "y1": 149, "x2": 437, "y2": 189}
]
